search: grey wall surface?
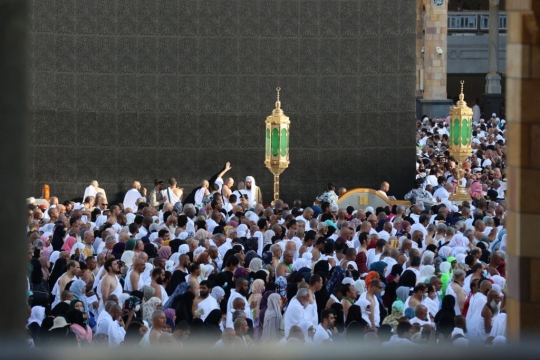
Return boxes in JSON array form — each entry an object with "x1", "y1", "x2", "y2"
[
  {"x1": 448, "y1": 34, "x2": 507, "y2": 74},
  {"x1": 27, "y1": 0, "x2": 417, "y2": 205}
]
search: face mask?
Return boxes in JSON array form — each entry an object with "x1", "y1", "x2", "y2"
[
  {"x1": 490, "y1": 300, "x2": 499, "y2": 313},
  {"x1": 380, "y1": 291, "x2": 385, "y2": 297},
  {"x1": 483, "y1": 270, "x2": 488, "y2": 277},
  {"x1": 423, "y1": 293, "x2": 428, "y2": 300}
]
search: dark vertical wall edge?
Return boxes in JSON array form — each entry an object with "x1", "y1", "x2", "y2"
[{"x1": 0, "y1": 0, "x2": 29, "y2": 339}]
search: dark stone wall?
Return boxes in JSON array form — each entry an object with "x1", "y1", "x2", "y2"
[{"x1": 27, "y1": 0, "x2": 417, "y2": 205}]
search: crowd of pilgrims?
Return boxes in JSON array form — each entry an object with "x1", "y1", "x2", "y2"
[{"x1": 24, "y1": 113, "x2": 508, "y2": 349}]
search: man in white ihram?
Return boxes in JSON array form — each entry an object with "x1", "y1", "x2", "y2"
[
  {"x1": 123, "y1": 181, "x2": 146, "y2": 211},
  {"x1": 83, "y1": 180, "x2": 99, "y2": 200}
]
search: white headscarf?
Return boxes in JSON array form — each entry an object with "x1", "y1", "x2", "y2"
[
  {"x1": 261, "y1": 293, "x2": 283, "y2": 342},
  {"x1": 169, "y1": 253, "x2": 181, "y2": 268},
  {"x1": 27, "y1": 306, "x2": 46, "y2": 328},
  {"x1": 439, "y1": 246, "x2": 452, "y2": 259},
  {"x1": 49, "y1": 251, "x2": 60, "y2": 265},
  {"x1": 354, "y1": 279, "x2": 365, "y2": 295},
  {"x1": 178, "y1": 244, "x2": 189, "y2": 255},
  {"x1": 417, "y1": 265, "x2": 435, "y2": 284},
  {"x1": 439, "y1": 262, "x2": 451, "y2": 274},
  {"x1": 118, "y1": 293, "x2": 130, "y2": 309},
  {"x1": 420, "y1": 250, "x2": 434, "y2": 266},
  {"x1": 451, "y1": 246, "x2": 467, "y2": 257},
  {"x1": 70, "y1": 242, "x2": 86, "y2": 256},
  {"x1": 248, "y1": 258, "x2": 263, "y2": 273},
  {"x1": 245, "y1": 176, "x2": 257, "y2": 206},
  {"x1": 358, "y1": 298, "x2": 371, "y2": 324},
  {"x1": 264, "y1": 230, "x2": 275, "y2": 246},
  {"x1": 121, "y1": 251, "x2": 135, "y2": 268}
]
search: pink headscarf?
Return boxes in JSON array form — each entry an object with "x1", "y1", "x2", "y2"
[
  {"x1": 40, "y1": 235, "x2": 49, "y2": 247},
  {"x1": 158, "y1": 246, "x2": 172, "y2": 260},
  {"x1": 42, "y1": 247, "x2": 52, "y2": 259},
  {"x1": 61, "y1": 236, "x2": 77, "y2": 253},
  {"x1": 39, "y1": 256, "x2": 50, "y2": 280}
]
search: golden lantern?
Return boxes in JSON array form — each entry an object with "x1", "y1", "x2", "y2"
[
  {"x1": 264, "y1": 87, "x2": 290, "y2": 206},
  {"x1": 449, "y1": 81, "x2": 473, "y2": 202}
]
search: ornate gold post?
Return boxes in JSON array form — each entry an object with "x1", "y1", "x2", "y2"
[
  {"x1": 449, "y1": 81, "x2": 473, "y2": 202},
  {"x1": 264, "y1": 87, "x2": 290, "y2": 206}
]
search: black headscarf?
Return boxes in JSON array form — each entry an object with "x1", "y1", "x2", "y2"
[
  {"x1": 313, "y1": 260, "x2": 330, "y2": 279},
  {"x1": 175, "y1": 291, "x2": 195, "y2": 324},
  {"x1": 203, "y1": 309, "x2": 223, "y2": 343},
  {"x1": 253, "y1": 270, "x2": 268, "y2": 284},
  {"x1": 144, "y1": 243, "x2": 157, "y2": 258},
  {"x1": 435, "y1": 294, "x2": 456, "y2": 338},
  {"x1": 397, "y1": 269, "x2": 417, "y2": 288},
  {"x1": 49, "y1": 258, "x2": 67, "y2": 289},
  {"x1": 30, "y1": 258, "x2": 43, "y2": 285},
  {"x1": 51, "y1": 225, "x2": 66, "y2": 251},
  {"x1": 66, "y1": 309, "x2": 85, "y2": 327},
  {"x1": 169, "y1": 239, "x2": 183, "y2": 254},
  {"x1": 390, "y1": 264, "x2": 403, "y2": 277}
]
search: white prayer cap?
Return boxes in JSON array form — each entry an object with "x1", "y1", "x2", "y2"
[
  {"x1": 27, "y1": 197, "x2": 36, "y2": 204},
  {"x1": 492, "y1": 113, "x2": 496, "y2": 117},
  {"x1": 331, "y1": 204, "x2": 339, "y2": 212},
  {"x1": 365, "y1": 206, "x2": 375, "y2": 213},
  {"x1": 342, "y1": 277, "x2": 355, "y2": 285}
]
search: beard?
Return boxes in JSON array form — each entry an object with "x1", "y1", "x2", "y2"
[
  {"x1": 246, "y1": 185, "x2": 252, "y2": 190},
  {"x1": 239, "y1": 289, "x2": 249, "y2": 298},
  {"x1": 156, "y1": 278, "x2": 163, "y2": 285}
]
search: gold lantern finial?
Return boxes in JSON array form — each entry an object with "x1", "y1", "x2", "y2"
[
  {"x1": 457, "y1": 80, "x2": 466, "y2": 107},
  {"x1": 273, "y1": 87, "x2": 283, "y2": 115}
]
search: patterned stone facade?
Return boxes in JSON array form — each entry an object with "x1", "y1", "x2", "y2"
[
  {"x1": 27, "y1": 0, "x2": 416, "y2": 204},
  {"x1": 423, "y1": 0, "x2": 449, "y2": 100},
  {"x1": 505, "y1": 0, "x2": 540, "y2": 339}
]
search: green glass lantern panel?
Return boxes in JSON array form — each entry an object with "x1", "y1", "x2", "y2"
[
  {"x1": 461, "y1": 119, "x2": 469, "y2": 146},
  {"x1": 453, "y1": 119, "x2": 460, "y2": 146},
  {"x1": 272, "y1": 128, "x2": 279, "y2": 157},
  {"x1": 280, "y1": 128, "x2": 288, "y2": 157},
  {"x1": 450, "y1": 120, "x2": 455, "y2": 144},
  {"x1": 266, "y1": 128, "x2": 271, "y2": 156}
]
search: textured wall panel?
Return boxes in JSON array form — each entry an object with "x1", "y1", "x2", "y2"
[{"x1": 28, "y1": 0, "x2": 416, "y2": 204}]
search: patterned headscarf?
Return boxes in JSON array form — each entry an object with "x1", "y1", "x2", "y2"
[{"x1": 275, "y1": 276, "x2": 287, "y2": 298}]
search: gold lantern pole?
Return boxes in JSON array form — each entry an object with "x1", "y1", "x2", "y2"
[
  {"x1": 265, "y1": 87, "x2": 290, "y2": 206},
  {"x1": 449, "y1": 81, "x2": 473, "y2": 202}
]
